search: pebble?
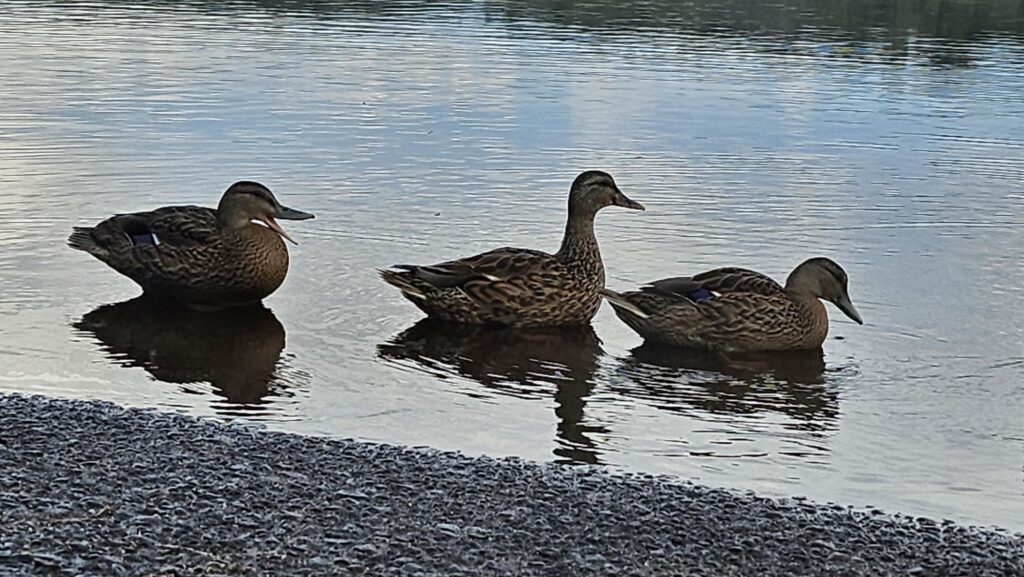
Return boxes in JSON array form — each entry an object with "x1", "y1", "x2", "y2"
[{"x1": 0, "y1": 393, "x2": 1021, "y2": 577}]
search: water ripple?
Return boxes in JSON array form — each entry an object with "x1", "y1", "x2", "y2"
[{"x1": 1, "y1": 0, "x2": 1022, "y2": 530}]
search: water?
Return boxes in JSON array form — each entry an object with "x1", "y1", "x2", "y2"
[{"x1": 1, "y1": 0, "x2": 1022, "y2": 530}]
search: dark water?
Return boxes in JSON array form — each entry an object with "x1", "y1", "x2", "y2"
[{"x1": 1, "y1": 0, "x2": 1022, "y2": 530}]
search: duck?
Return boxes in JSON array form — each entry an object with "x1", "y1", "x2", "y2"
[
  {"x1": 379, "y1": 170, "x2": 645, "y2": 327},
  {"x1": 68, "y1": 181, "x2": 314, "y2": 308},
  {"x1": 601, "y1": 257, "x2": 863, "y2": 352}
]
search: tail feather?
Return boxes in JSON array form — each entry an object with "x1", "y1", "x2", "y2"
[
  {"x1": 378, "y1": 268, "x2": 426, "y2": 300},
  {"x1": 600, "y1": 288, "x2": 650, "y2": 319},
  {"x1": 68, "y1": 227, "x2": 102, "y2": 254}
]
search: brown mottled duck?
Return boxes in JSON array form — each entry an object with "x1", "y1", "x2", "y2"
[
  {"x1": 379, "y1": 170, "x2": 645, "y2": 327},
  {"x1": 602, "y1": 257, "x2": 863, "y2": 352},
  {"x1": 68, "y1": 181, "x2": 314, "y2": 307}
]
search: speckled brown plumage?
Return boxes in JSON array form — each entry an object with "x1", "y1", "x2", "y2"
[
  {"x1": 602, "y1": 257, "x2": 863, "y2": 352},
  {"x1": 379, "y1": 170, "x2": 645, "y2": 327},
  {"x1": 68, "y1": 181, "x2": 313, "y2": 307}
]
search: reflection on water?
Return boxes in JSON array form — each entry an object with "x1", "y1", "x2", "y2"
[
  {"x1": 614, "y1": 344, "x2": 838, "y2": 433},
  {"x1": 73, "y1": 297, "x2": 300, "y2": 416},
  {"x1": 1, "y1": 0, "x2": 1022, "y2": 529},
  {"x1": 378, "y1": 320, "x2": 606, "y2": 463},
  {"x1": 495, "y1": 0, "x2": 1024, "y2": 44},
  {"x1": 87, "y1": 0, "x2": 1024, "y2": 43},
  {"x1": 380, "y1": 323, "x2": 841, "y2": 464},
  {"x1": 81, "y1": 0, "x2": 1024, "y2": 67}
]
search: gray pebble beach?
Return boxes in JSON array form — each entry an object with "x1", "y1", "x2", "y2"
[{"x1": 1, "y1": 394, "x2": 1021, "y2": 576}]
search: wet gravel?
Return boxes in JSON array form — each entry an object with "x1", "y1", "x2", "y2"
[{"x1": 1, "y1": 394, "x2": 1021, "y2": 576}]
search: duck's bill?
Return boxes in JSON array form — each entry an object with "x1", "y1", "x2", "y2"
[
  {"x1": 261, "y1": 215, "x2": 299, "y2": 245},
  {"x1": 261, "y1": 206, "x2": 313, "y2": 245},
  {"x1": 612, "y1": 191, "x2": 645, "y2": 210},
  {"x1": 276, "y1": 206, "x2": 315, "y2": 220},
  {"x1": 835, "y1": 294, "x2": 863, "y2": 325}
]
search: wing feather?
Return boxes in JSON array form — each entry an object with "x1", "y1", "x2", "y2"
[
  {"x1": 689, "y1": 267, "x2": 784, "y2": 295},
  {"x1": 73, "y1": 206, "x2": 226, "y2": 292},
  {"x1": 640, "y1": 267, "x2": 783, "y2": 300},
  {"x1": 395, "y1": 247, "x2": 561, "y2": 291}
]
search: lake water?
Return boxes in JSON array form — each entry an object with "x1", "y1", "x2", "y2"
[{"x1": 1, "y1": 0, "x2": 1022, "y2": 531}]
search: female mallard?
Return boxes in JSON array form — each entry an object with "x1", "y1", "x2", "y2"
[
  {"x1": 602, "y1": 257, "x2": 863, "y2": 352},
  {"x1": 68, "y1": 181, "x2": 314, "y2": 307},
  {"x1": 379, "y1": 170, "x2": 645, "y2": 327}
]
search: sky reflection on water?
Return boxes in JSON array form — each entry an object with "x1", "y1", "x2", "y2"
[{"x1": 0, "y1": 0, "x2": 1021, "y2": 530}]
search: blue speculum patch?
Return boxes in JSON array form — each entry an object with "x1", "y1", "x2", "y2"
[
  {"x1": 688, "y1": 288, "x2": 714, "y2": 302},
  {"x1": 131, "y1": 233, "x2": 159, "y2": 247}
]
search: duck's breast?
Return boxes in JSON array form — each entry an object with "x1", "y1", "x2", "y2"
[{"x1": 222, "y1": 224, "x2": 290, "y2": 301}]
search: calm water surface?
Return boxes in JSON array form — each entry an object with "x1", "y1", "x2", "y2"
[{"x1": 1, "y1": 0, "x2": 1022, "y2": 530}]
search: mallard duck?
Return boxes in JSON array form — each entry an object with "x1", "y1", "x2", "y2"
[
  {"x1": 379, "y1": 170, "x2": 645, "y2": 327},
  {"x1": 602, "y1": 257, "x2": 863, "y2": 352},
  {"x1": 68, "y1": 181, "x2": 313, "y2": 307}
]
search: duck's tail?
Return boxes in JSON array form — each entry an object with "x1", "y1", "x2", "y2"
[
  {"x1": 67, "y1": 227, "x2": 103, "y2": 255},
  {"x1": 600, "y1": 288, "x2": 650, "y2": 319},
  {"x1": 378, "y1": 268, "x2": 427, "y2": 300}
]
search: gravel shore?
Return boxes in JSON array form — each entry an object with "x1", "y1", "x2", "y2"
[{"x1": 1, "y1": 394, "x2": 1021, "y2": 576}]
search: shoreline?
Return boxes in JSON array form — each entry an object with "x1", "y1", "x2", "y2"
[{"x1": 1, "y1": 393, "x2": 1021, "y2": 576}]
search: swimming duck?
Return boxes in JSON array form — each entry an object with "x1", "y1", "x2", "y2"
[
  {"x1": 602, "y1": 257, "x2": 862, "y2": 352},
  {"x1": 379, "y1": 170, "x2": 645, "y2": 327},
  {"x1": 68, "y1": 181, "x2": 314, "y2": 307}
]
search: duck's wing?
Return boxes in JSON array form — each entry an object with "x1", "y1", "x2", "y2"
[
  {"x1": 603, "y1": 266, "x2": 789, "y2": 347},
  {"x1": 69, "y1": 206, "x2": 220, "y2": 256},
  {"x1": 644, "y1": 267, "x2": 784, "y2": 300},
  {"x1": 677, "y1": 291, "x2": 810, "y2": 348},
  {"x1": 134, "y1": 206, "x2": 223, "y2": 246},
  {"x1": 69, "y1": 206, "x2": 228, "y2": 293},
  {"x1": 382, "y1": 247, "x2": 564, "y2": 304},
  {"x1": 690, "y1": 267, "x2": 784, "y2": 295},
  {"x1": 400, "y1": 247, "x2": 556, "y2": 285},
  {"x1": 603, "y1": 285, "x2": 807, "y2": 350}
]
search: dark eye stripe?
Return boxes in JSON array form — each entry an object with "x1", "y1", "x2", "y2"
[{"x1": 828, "y1": 265, "x2": 846, "y2": 285}]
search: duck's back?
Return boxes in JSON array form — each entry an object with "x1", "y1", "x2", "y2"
[
  {"x1": 381, "y1": 246, "x2": 604, "y2": 326},
  {"x1": 69, "y1": 206, "x2": 289, "y2": 306}
]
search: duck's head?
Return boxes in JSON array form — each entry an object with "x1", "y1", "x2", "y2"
[
  {"x1": 567, "y1": 170, "x2": 645, "y2": 217},
  {"x1": 786, "y1": 257, "x2": 863, "y2": 325},
  {"x1": 217, "y1": 181, "x2": 314, "y2": 244}
]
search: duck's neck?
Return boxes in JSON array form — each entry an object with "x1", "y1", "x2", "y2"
[
  {"x1": 217, "y1": 209, "x2": 250, "y2": 231},
  {"x1": 787, "y1": 290, "x2": 830, "y2": 347},
  {"x1": 556, "y1": 210, "x2": 602, "y2": 275}
]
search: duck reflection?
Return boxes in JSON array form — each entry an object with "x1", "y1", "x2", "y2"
[
  {"x1": 377, "y1": 319, "x2": 607, "y2": 464},
  {"x1": 614, "y1": 344, "x2": 839, "y2": 431},
  {"x1": 73, "y1": 296, "x2": 296, "y2": 412}
]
